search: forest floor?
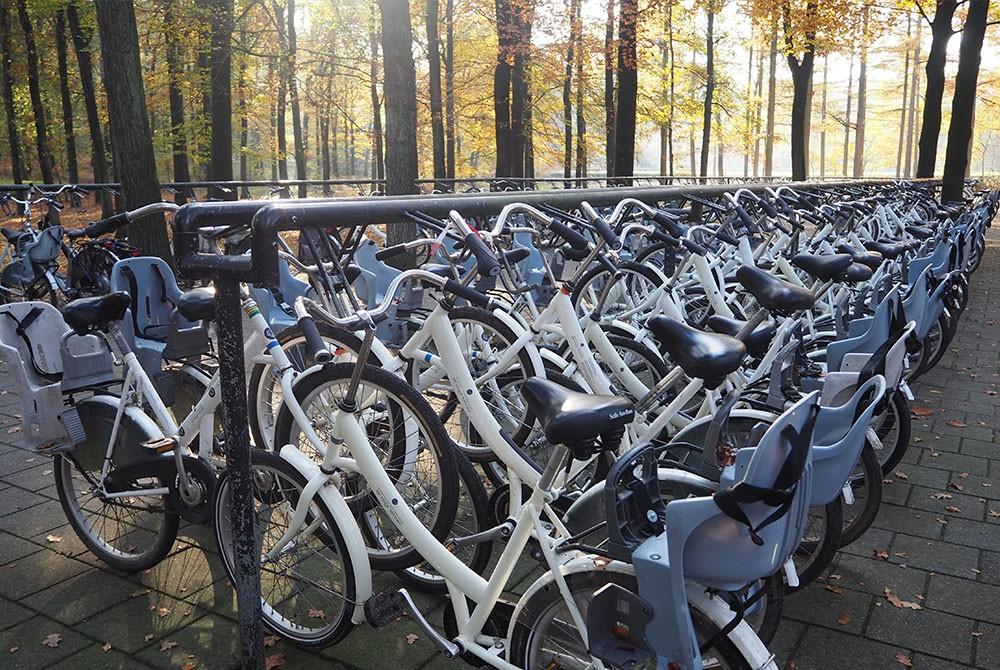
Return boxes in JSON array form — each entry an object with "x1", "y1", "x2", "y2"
[{"x1": 0, "y1": 231, "x2": 999, "y2": 669}]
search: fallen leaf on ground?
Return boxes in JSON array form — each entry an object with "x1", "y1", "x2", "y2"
[
  {"x1": 874, "y1": 548, "x2": 890, "y2": 560},
  {"x1": 265, "y1": 653, "x2": 286, "y2": 670},
  {"x1": 937, "y1": 517, "x2": 949, "y2": 524},
  {"x1": 263, "y1": 635, "x2": 279, "y2": 648},
  {"x1": 836, "y1": 612, "x2": 852, "y2": 625},
  {"x1": 931, "y1": 492, "x2": 953, "y2": 500},
  {"x1": 894, "y1": 471, "x2": 909, "y2": 481},
  {"x1": 160, "y1": 641, "x2": 179, "y2": 651},
  {"x1": 405, "y1": 633, "x2": 419, "y2": 645},
  {"x1": 884, "y1": 588, "x2": 922, "y2": 610},
  {"x1": 959, "y1": 472, "x2": 970, "y2": 479},
  {"x1": 911, "y1": 407, "x2": 934, "y2": 417},
  {"x1": 895, "y1": 552, "x2": 908, "y2": 558},
  {"x1": 144, "y1": 634, "x2": 155, "y2": 642},
  {"x1": 945, "y1": 506, "x2": 962, "y2": 513},
  {"x1": 823, "y1": 584, "x2": 844, "y2": 594},
  {"x1": 45, "y1": 534, "x2": 62, "y2": 543},
  {"x1": 972, "y1": 630, "x2": 985, "y2": 637},
  {"x1": 895, "y1": 652, "x2": 913, "y2": 668},
  {"x1": 306, "y1": 609, "x2": 325, "y2": 619},
  {"x1": 948, "y1": 482, "x2": 965, "y2": 491},
  {"x1": 101, "y1": 643, "x2": 112, "y2": 653},
  {"x1": 989, "y1": 510, "x2": 1000, "y2": 518},
  {"x1": 41, "y1": 634, "x2": 61, "y2": 648},
  {"x1": 181, "y1": 663, "x2": 196, "y2": 670},
  {"x1": 9, "y1": 646, "x2": 18, "y2": 653},
  {"x1": 945, "y1": 419, "x2": 968, "y2": 428}
]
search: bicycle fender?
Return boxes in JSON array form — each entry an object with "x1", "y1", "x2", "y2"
[{"x1": 279, "y1": 444, "x2": 374, "y2": 625}]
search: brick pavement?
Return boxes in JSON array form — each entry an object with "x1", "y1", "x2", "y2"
[{"x1": 1, "y1": 232, "x2": 999, "y2": 669}]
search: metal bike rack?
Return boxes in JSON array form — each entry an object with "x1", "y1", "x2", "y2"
[{"x1": 168, "y1": 178, "x2": 941, "y2": 670}]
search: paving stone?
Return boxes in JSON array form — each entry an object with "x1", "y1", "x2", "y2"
[
  {"x1": 943, "y1": 517, "x2": 1000, "y2": 551},
  {"x1": 971, "y1": 620, "x2": 1000, "y2": 669},
  {"x1": 0, "y1": 615, "x2": 90, "y2": 670},
  {"x1": 0, "y1": 532, "x2": 41, "y2": 566},
  {"x1": 134, "y1": 614, "x2": 240, "y2": 670},
  {"x1": 20, "y1": 568, "x2": 137, "y2": 626},
  {"x1": 926, "y1": 573, "x2": 1000, "y2": 625},
  {"x1": 0, "y1": 463, "x2": 54, "y2": 493},
  {"x1": 823, "y1": 553, "x2": 928, "y2": 601},
  {"x1": 47, "y1": 643, "x2": 156, "y2": 670},
  {"x1": 791, "y1": 626, "x2": 913, "y2": 670},
  {"x1": 75, "y1": 593, "x2": 205, "y2": 654},
  {"x1": 0, "y1": 485, "x2": 47, "y2": 518},
  {"x1": 866, "y1": 600, "x2": 976, "y2": 663},
  {"x1": 978, "y1": 550, "x2": 1000, "y2": 586},
  {"x1": 907, "y1": 484, "x2": 988, "y2": 521},
  {"x1": 0, "y1": 551, "x2": 90, "y2": 601},
  {"x1": 872, "y1": 502, "x2": 946, "y2": 541},
  {"x1": 767, "y1": 618, "x2": 806, "y2": 670},
  {"x1": 0, "y1": 499, "x2": 68, "y2": 537},
  {"x1": 841, "y1": 526, "x2": 895, "y2": 560},
  {"x1": 888, "y1": 533, "x2": 982, "y2": 579},
  {"x1": 783, "y1": 582, "x2": 872, "y2": 634},
  {"x1": 918, "y1": 450, "x2": 990, "y2": 477},
  {"x1": 910, "y1": 653, "x2": 978, "y2": 670},
  {"x1": 0, "y1": 596, "x2": 33, "y2": 632}
]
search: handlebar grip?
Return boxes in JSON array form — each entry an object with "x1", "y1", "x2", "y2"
[
  {"x1": 759, "y1": 200, "x2": 779, "y2": 218},
  {"x1": 549, "y1": 220, "x2": 589, "y2": 250},
  {"x1": 374, "y1": 244, "x2": 410, "y2": 262},
  {"x1": 464, "y1": 232, "x2": 501, "y2": 277},
  {"x1": 298, "y1": 315, "x2": 332, "y2": 366},
  {"x1": 649, "y1": 229, "x2": 680, "y2": 247},
  {"x1": 734, "y1": 205, "x2": 757, "y2": 231},
  {"x1": 592, "y1": 216, "x2": 621, "y2": 249},
  {"x1": 84, "y1": 212, "x2": 130, "y2": 237},
  {"x1": 714, "y1": 229, "x2": 740, "y2": 247},
  {"x1": 681, "y1": 238, "x2": 708, "y2": 256},
  {"x1": 652, "y1": 210, "x2": 689, "y2": 239},
  {"x1": 443, "y1": 279, "x2": 492, "y2": 308}
]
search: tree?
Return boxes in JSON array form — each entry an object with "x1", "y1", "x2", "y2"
[
  {"x1": 208, "y1": 0, "x2": 234, "y2": 196},
  {"x1": 444, "y1": 0, "x2": 456, "y2": 178},
  {"x1": 66, "y1": 0, "x2": 111, "y2": 214},
  {"x1": 916, "y1": 0, "x2": 958, "y2": 178},
  {"x1": 604, "y1": 0, "x2": 616, "y2": 177},
  {"x1": 764, "y1": 20, "x2": 777, "y2": 176},
  {"x1": 16, "y1": 0, "x2": 54, "y2": 183},
  {"x1": 562, "y1": 0, "x2": 579, "y2": 181},
  {"x1": 941, "y1": 0, "x2": 990, "y2": 202},
  {"x1": 378, "y1": 0, "x2": 419, "y2": 261},
  {"x1": 852, "y1": 7, "x2": 868, "y2": 178},
  {"x1": 426, "y1": 0, "x2": 446, "y2": 187},
  {"x1": 164, "y1": 0, "x2": 191, "y2": 203},
  {"x1": 93, "y1": 0, "x2": 171, "y2": 261},
  {"x1": 699, "y1": 0, "x2": 717, "y2": 180},
  {"x1": 0, "y1": 1, "x2": 23, "y2": 183},
  {"x1": 613, "y1": 0, "x2": 638, "y2": 180},
  {"x1": 286, "y1": 0, "x2": 307, "y2": 196},
  {"x1": 781, "y1": 0, "x2": 816, "y2": 181},
  {"x1": 54, "y1": 12, "x2": 79, "y2": 184},
  {"x1": 368, "y1": 5, "x2": 384, "y2": 183}
]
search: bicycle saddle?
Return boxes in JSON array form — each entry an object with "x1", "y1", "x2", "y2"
[
  {"x1": 735, "y1": 266, "x2": 815, "y2": 314},
  {"x1": 646, "y1": 316, "x2": 747, "y2": 389},
  {"x1": 907, "y1": 224, "x2": 934, "y2": 240},
  {"x1": 863, "y1": 240, "x2": 908, "y2": 259},
  {"x1": 836, "y1": 243, "x2": 884, "y2": 271},
  {"x1": 706, "y1": 314, "x2": 776, "y2": 356},
  {"x1": 790, "y1": 253, "x2": 854, "y2": 282},
  {"x1": 176, "y1": 288, "x2": 217, "y2": 322},
  {"x1": 841, "y1": 262, "x2": 874, "y2": 283},
  {"x1": 521, "y1": 377, "x2": 634, "y2": 449},
  {"x1": 63, "y1": 291, "x2": 131, "y2": 334}
]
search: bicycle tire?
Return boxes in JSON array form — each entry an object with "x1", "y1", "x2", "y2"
[{"x1": 839, "y1": 440, "x2": 884, "y2": 547}]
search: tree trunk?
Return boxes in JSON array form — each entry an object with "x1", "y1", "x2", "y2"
[
  {"x1": 715, "y1": 109, "x2": 723, "y2": 176},
  {"x1": 941, "y1": 0, "x2": 989, "y2": 202},
  {"x1": 208, "y1": 0, "x2": 234, "y2": 197},
  {"x1": 67, "y1": 2, "x2": 109, "y2": 211},
  {"x1": 699, "y1": 0, "x2": 715, "y2": 180},
  {"x1": 16, "y1": 0, "x2": 54, "y2": 183},
  {"x1": 523, "y1": 54, "x2": 534, "y2": 179},
  {"x1": 613, "y1": 0, "x2": 638, "y2": 181},
  {"x1": 378, "y1": 0, "x2": 419, "y2": 260},
  {"x1": 842, "y1": 47, "x2": 854, "y2": 176},
  {"x1": 55, "y1": 13, "x2": 79, "y2": 184},
  {"x1": 493, "y1": 0, "x2": 513, "y2": 177},
  {"x1": 286, "y1": 0, "x2": 306, "y2": 196},
  {"x1": 237, "y1": 51, "x2": 249, "y2": 192},
  {"x1": 444, "y1": 0, "x2": 456, "y2": 178},
  {"x1": 753, "y1": 42, "x2": 763, "y2": 177},
  {"x1": 661, "y1": 0, "x2": 675, "y2": 178},
  {"x1": 783, "y1": 0, "x2": 816, "y2": 182},
  {"x1": 604, "y1": 0, "x2": 616, "y2": 177},
  {"x1": 895, "y1": 15, "x2": 911, "y2": 179},
  {"x1": 563, "y1": 0, "x2": 578, "y2": 181},
  {"x1": 368, "y1": 13, "x2": 385, "y2": 184},
  {"x1": 0, "y1": 2, "x2": 23, "y2": 183},
  {"x1": 164, "y1": 0, "x2": 191, "y2": 203},
  {"x1": 743, "y1": 45, "x2": 753, "y2": 177},
  {"x1": 852, "y1": 8, "x2": 868, "y2": 178},
  {"x1": 574, "y1": 0, "x2": 586, "y2": 179},
  {"x1": 819, "y1": 56, "x2": 827, "y2": 178},
  {"x1": 272, "y1": 2, "x2": 288, "y2": 180},
  {"x1": 509, "y1": 2, "x2": 534, "y2": 180},
  {"x1": 426, "y1": 0, "x2": 447, "y2": 187},
  {"x1": 764, "y1": 21, "x2": 777, "y2": 177},
  {"x1": 917, "y1": 0, "x2": 958, "y2": 178},
  {"x1": 905, "y1": 19, "x2": 922, "y2": 178},
  {"x1": 93, "y1": 0, "x2": 170, "y2": 261},
  {"x1": 268, "y1": 57, "x2": 278, "y2": 181}
]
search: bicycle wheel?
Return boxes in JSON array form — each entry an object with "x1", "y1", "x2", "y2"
[
  {"x1": 54, "y1": 398, "x2": 179, "y2": 572},
  {"x1": 406, "y1": 305, "x2": 539, "y2": 461},
  {"x1": 570, "y1": 261, "x2": 665, "y2": 322},
  {"x1": 213, "y1": 449, "x2": 356, "y2": 646},
  {"x1": 789, "y1": 499, "x2": 842, "y2": 592},
  {"x1": 839, "y1": 440, "x2": 884, "y2": 547},
  {"x1": 871, "y1": 390, "x2": 911, "y2": 475},
  {"x1": 508, "y1": 571, "x2": 754, "y2": 669},
  {"x1": 273, "y1": 362, "x2": 459, "y2": 572},
  {"x1": 393, "y1": 448, "x2": 494, "y2": 594},
  {"x1": 248, "y1": 320, "x2": 376, "y2": 451}
]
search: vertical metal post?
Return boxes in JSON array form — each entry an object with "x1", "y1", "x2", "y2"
[{"x1": 215, "y1": 279, "x2": 264, "y2": 670}]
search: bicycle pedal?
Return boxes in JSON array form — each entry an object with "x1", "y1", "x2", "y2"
[
  {"x1": 141, "y1": 436, "x2": 178, "y2": 454},
  {"x1": 364, "y1": 589, "x2": 407, "y2": 628}
]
